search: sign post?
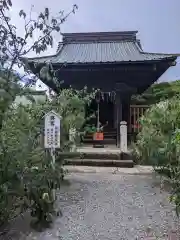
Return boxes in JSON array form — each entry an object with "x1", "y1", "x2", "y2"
[{"x1": 44, "y1": 110, "x2": 61, "y2": 201}]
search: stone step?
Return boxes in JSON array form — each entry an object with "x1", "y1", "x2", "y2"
[
  {"x1": 84, "y1": 136, "x2": 116, "y2": 140},
  {"x1": 82, "y1": 138, "x2": 116, "y2": 144},
  {"x1": 85, "y1": 131, "x2": 116, "y2": 136},
  {"x1": 64, "y1": 159, "x2": 134, "y2": 168},
  {"x1": 57, "y1": 151, "x2": 132, "y2": 161}
]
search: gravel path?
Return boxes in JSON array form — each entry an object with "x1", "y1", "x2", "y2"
[{"x1": 1, "y1": 173, "x2": 179, "y2": 239}]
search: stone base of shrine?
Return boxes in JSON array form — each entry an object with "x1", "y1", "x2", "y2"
[
  {"x1": 77, "y1": 146, "x2": 121, "y2": 154},
  {"x1": 58, "y1": 146, "x2": 134, "y2": 168},
  {"x1": 64, "y1": 159, "x2": 134, "y2": 168}
]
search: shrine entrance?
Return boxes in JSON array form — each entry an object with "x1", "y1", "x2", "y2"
[
  {"x1": 86, "y1": 92, "x2": 115, "y2": 130},
  {"x1": 99, "y1": 99, "x2": 114, "y2": 128}
]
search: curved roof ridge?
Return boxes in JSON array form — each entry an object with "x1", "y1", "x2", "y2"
[
  {"x1": 62, "y1": 30, "x2": 138, "y2": 38},
  {"x1": 62, "y1": 31, "x2": 138, "y2": 44},
  {"x1": 62, "y1": 30, "x2": 138, "y2": 34}
]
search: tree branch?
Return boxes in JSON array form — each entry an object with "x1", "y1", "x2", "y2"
[{"x1": 22, "y1": 5, "x2": 78, "y2": 56}]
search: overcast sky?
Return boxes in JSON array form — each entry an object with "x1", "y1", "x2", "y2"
[{"x1": 9, "y1": 0, "x2": 180, "y2": 88}]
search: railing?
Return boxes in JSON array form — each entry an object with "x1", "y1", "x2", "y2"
[{"x1": 129, "y1": 105, "x2": 149, "y2": 133}]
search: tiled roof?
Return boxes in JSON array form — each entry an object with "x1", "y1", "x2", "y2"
[{"x1": 27, "y1": 31, "x2": 178, "y2": 64}]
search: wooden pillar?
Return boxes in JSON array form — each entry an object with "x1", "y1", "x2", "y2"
[
  {"x1": 115, "y1": 90, "x2": 122, "y2": 147},
  {"x1": 115, "y1": 83, "x2": 136, "y2": 147}
]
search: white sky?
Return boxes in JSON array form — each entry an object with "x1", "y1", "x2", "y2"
[{"x1": 7, "y1": 0, "x2": 180, "y2": 90}]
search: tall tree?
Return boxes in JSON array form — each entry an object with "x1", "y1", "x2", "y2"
[
  {"x1": 0, "y1": 0, "x2": 83, "y2": 227},
  {"x1": 0, "y1": 0, "x2": 78, "y2": 126}
]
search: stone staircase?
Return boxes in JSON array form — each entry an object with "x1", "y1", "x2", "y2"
[{"x1": 57, "y1": 146, "x2": 134, "y2": 168}]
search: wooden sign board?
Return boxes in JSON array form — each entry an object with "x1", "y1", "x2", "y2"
[{"x1": 44, "y1": 110, "x2": 61, "y2": 149}]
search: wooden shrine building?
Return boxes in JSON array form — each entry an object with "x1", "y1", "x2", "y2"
[{"x1": 26, "y1": 31, "x2": 178, "y2": 146}]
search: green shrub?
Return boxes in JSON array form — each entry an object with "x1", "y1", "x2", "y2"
[
  {"x1": 0, "y1": 0, "x2": 82, "y2": 228},
  {"x1": 133, "y1": 96, "x2": 180, "y2": 216},
  {"x1": 0, "y1": 87, "x2": 94, "y2": 227},
  {"x1": 133, "y1": 97, "x2": 180, "y2": 165}
]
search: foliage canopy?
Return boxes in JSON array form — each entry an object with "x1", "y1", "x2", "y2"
[{"x1": 131, "y1": 80, "x2": 180, "y2": 105}]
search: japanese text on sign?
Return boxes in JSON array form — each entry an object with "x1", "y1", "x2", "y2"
[{"x1": 44, "y1": 111, "x2": 61, "y2": 148}]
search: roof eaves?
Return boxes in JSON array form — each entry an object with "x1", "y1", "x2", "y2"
[
  {"x1": 26, "y1": 43, "x2": 65, "y2": 63},
  {"x1": 49, "y1": 58, "x2": 177, "y2": 65},
  {"x1": 26, "y1": 57, "x2": 178, "y2": 65},
  {"x1": 25, "y1": 53, "x2": 58, "y2": 62},
  {"x1": 134, "y1": 41, "x2": 179, "y2": 59},
  {"x1": 141, "y1": 53, "x2": 178, "y2": 62},
  {"x1": 56, "y1": 42, "x2": 64, "y2": 53},
  {"x1": 141, "y1": 51, "x2": 180, "y2": 57}
]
